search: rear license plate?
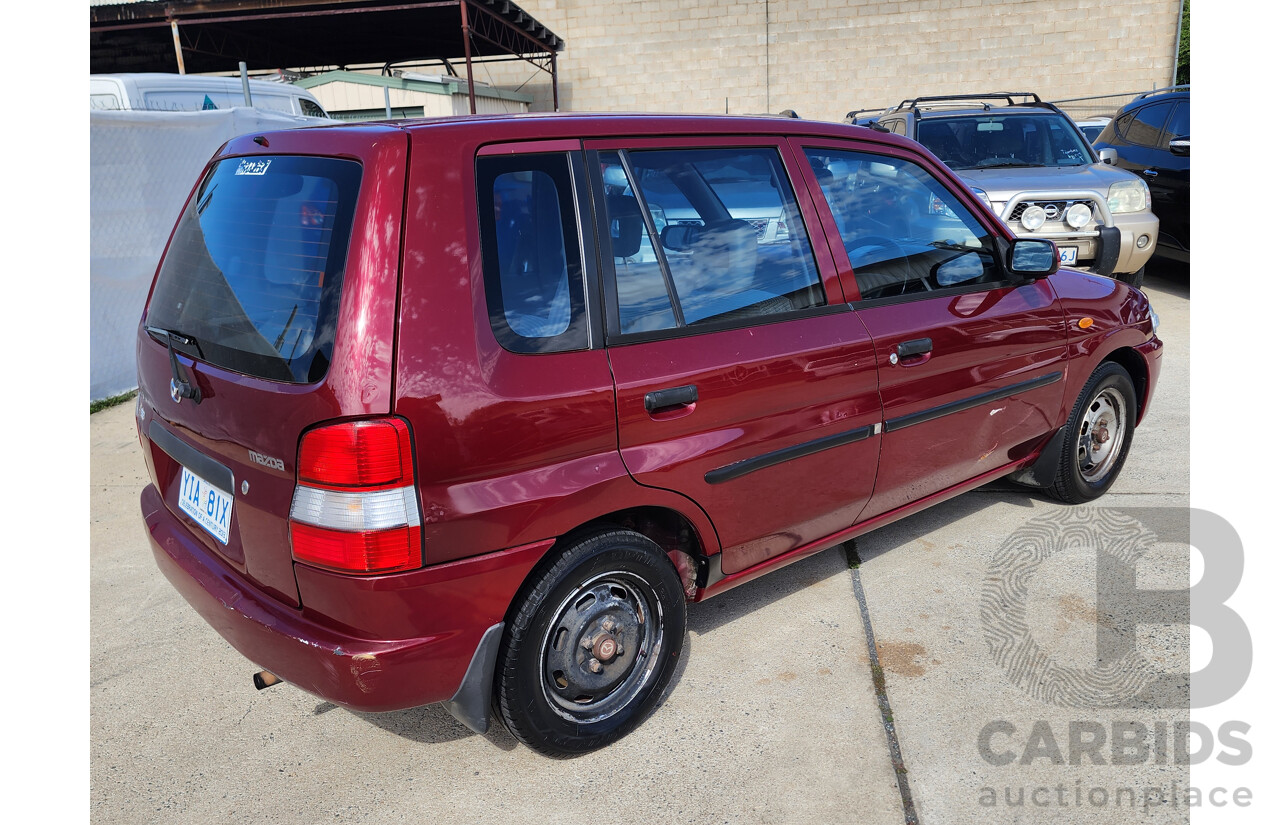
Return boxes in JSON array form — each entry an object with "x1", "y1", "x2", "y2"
[
  {"x1": 178, "y1": 466, "x2": 234, "y2": 544},
  {"x1": 1059, "y1": 246, "x2": 1078, "y2": 265}
]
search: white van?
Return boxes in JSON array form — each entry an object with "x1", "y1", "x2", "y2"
[{"x1": 90, "y1": 73, "x2": 331, "y2": 119}]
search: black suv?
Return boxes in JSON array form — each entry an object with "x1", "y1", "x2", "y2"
[{"x1": 1092, "y1": 86, "x2": 1189, "y2": 263}]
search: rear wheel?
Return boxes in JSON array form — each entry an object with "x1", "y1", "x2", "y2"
[
  {"x1": 1047, "y1": 362, "x2": 1137, "y2": 503},
  {"x1": 496, "y1": 529, "x2": 686, "y2": 756},
  {"x1": 1115, "y1": 266, "x2": 1145, "y2": 290}
]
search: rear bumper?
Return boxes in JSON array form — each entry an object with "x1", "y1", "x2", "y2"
[{"x1": 142, "y1": 484, "x2": 550, "y2": 712}]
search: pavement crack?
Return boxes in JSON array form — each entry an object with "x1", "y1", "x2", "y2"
[{"x1": 845, "y1": 540, "x2": 919, "y2": 825}]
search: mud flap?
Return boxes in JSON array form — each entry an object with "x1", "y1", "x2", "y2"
[
  {"x1": 1008, "y1": 426, "x2": 1068, "y2": 489},
  {"x1": 443, "y1": 622, "x2": 504, "y2": 734}
]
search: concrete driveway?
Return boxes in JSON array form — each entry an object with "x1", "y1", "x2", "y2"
[{"x1": 91, "y1": 268, "x2": 1189, "y2": 824}]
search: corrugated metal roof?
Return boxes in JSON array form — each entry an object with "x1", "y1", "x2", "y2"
[{"x1": 91, "y1": 0, "x2": 564, "y2": 74}]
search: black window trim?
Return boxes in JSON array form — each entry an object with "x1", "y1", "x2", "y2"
[{"x1": 584, "y1": 144, "x2": 836, "y2": 347}]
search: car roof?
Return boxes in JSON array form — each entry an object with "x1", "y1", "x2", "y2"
[{"x1": 251, "y1": 111, "x2": 924, "y2": 149}]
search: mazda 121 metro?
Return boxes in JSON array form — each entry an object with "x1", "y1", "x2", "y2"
[{"x1": 136, "y1": 113, "x2": 1162, "y2": 756}]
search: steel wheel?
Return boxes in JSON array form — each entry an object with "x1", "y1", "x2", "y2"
[
  {"x1": 1076, "y1": 386, "x2": 1127, "y2": 483},
  {"x1": 496, "y1": 528, "x2": 686, "y2": 756},
  {"x1": 1049, "y1": 361, "x2": 1137, "y2": 503},
  {"x1": 539, "y1": 571, "x2": 664, "y2": 724}
]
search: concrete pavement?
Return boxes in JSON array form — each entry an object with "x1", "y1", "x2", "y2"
[{"x1": 90, "y1": 269, "x2": 1190, "y2": 824}]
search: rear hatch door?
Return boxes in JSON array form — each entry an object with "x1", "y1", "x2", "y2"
[{"x1": 136, "y1": 125, "x2": 408, "y2": 606}]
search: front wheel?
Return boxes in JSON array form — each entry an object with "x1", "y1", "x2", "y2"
[
  {"x1": 1047, "y1": 362, "x2": 1137, "y2": 503},
  {"x1": 495, "y1": 529, "x2": 686, "y2": 756}
]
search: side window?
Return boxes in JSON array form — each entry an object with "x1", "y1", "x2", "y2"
[
  {"x1": 1121, "y1": 102, "x2": 1174, "y2": 148},
  {"x1": 805, "y1": 148, "x2": 1002, "y2": 302},
  {"x1": 600, "y1": 147, "x2": 824, "y2": 335},
  {"x1": 300, "y1": 99, "x2": 327, "y2": 118},
  {"x1": 1164, "y1": 101, "x2": 1189, "y2": 140},
  {"x1": 476, "y1": 153, "x2": 588, "y2": 353}
]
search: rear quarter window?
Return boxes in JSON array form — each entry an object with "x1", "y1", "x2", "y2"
[{"x1": 146, "y1": 155, "x2": 362, "y2": 383}]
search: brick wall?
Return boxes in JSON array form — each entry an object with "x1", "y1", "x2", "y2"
[{"x1": 475, "y1": 0, "x2": 1181, "y2": 122}]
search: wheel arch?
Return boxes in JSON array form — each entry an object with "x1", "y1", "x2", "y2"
[{"x1": 1100, "y1": 346, "x2": 1151, "y2": 424}]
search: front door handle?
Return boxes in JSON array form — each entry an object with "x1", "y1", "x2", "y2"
[
  {"x1": 896, "y1": 338, "x2": 933, "y2": 359},
  {"x1": 645, "y1": 384, "x2": 698, "y2": 413}
]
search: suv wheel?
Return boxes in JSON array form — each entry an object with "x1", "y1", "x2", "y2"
[
  {"x1": 1047, "y1": 362, "x2": 1137, "y2": 503},
  {"x1": 496, "y1": 529, "x2": 687, "y2": 756}
]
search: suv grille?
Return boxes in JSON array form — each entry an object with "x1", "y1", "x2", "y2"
[{"x1": 1008, "y1": 200, "x2": 1094, "y2": 223}]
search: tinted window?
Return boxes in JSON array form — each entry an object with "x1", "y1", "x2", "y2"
[
  {"x1": 600, "y1": 147, "x2": 824, "y2": 335},
  {"x1": 477, "y1": 153, "x2": 588, "y2": 353},
  {"x1": 300, "y1": 99, "x2": 328, "y2": 118},
  {"x1": 805, "y1": 148, "x2": 1002, "y2": 301},
  {"x1": 148, "y1": 155, "x2": 361, "y2": 383},
  {"x1": 1122, "y1": 101, "x2": 1174, "y2": 148},
  {"x1": 915, "y1": 113, "x2": 1091, "y2": 169},
  {"x1": 1165, "y1": 101, "x2": 1189, "y2": 139}
]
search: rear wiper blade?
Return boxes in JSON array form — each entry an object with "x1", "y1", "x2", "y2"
[
  {"x1": 145, "y1": 326, "x2": 203, "y2": 404},
  {"x1": 145, "y1": 325, "x2": 203, "y2": 357}
]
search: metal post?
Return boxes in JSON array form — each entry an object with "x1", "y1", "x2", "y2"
[
  {"x1": 239, "y1": 62, "x2": 253, "y2": 106},
  {"x1": 460, "y1": 0, "x2": 477, "y2": 114},
  {"x1": 170, "y1": 20, "x2": 186, "y2": 74},
  {"x1": 384, "y1": 85, "x2": 393, "y2": 119},
  {"x1": 551, "y1": 52, "x2": 559, "y2": 112}
]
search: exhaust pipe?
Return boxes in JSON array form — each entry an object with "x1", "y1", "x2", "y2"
[{"x1": 253, "y1": 670, "x2": 282, "y2": 690}]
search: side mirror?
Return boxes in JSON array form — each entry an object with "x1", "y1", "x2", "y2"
[
  {"x1": 1097, "y1": 148, "x2": 1118, "y2": 166},
  {"x1": 1169, "y1": 135, "x2": 1190, "y2": 156},
  {"x1": 660, "y1": 223, "x2": 700, "y2": 252},
  {"x1": 1008, "y1": 239, "x2": 1060, "y2": 278}
]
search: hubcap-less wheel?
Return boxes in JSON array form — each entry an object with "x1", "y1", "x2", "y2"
[
  {"x1": 1048, "y1": 361, "x2": 1137, "y2": 504},
  {"x1": 540, "y1": 572, "x2": 663, "y2": 724},
  {"x1": 1077, "y1": 387, "x2": 1127, "y2": 482},
  {"x1": 496, "y1": 528, "x2": 686, "y2": 756}
]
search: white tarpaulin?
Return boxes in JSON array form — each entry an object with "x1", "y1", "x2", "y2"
[{"x1": 90, "y1": 107, "x2": 322, "y2": 401}]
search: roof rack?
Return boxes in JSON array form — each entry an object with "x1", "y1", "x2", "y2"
[
  {"x1": 1135, "y1": 84, "x2": 1190, "y2": 100},
  {"x1": 844, "y1": 107, "x2": 889, "y2": 122},
  {"x1": 890, "y1": 92, "x2": 1045, "y2": 115}
]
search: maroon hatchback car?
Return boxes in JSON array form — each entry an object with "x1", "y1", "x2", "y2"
[{"x1": 136, "y1": 113, "x2": 1161, "y2": 755}]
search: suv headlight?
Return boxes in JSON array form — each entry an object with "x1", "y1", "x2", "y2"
[
  {"x1": 1107, "y1": 179, "x2": 1151, "y2": 214},
  {"x1": 970, "y1": 187, "x2": 992, "y2": 210}
]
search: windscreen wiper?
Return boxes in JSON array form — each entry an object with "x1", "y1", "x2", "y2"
[{"x1": 145, "y1": 325, "x2": 203, "y2": 404}]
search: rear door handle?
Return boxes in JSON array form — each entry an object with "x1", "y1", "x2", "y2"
[
  {"x1": 644, "y1": 384, "x2": 698, "y2": 413},
  {"x1": 896, "y1": 338, "x2": 933, "y2": 359}
]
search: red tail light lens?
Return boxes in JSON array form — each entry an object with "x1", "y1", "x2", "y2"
[
  {"x1": 290, "y1": 523, "x2": 422, "y2": 575},
  {"x1": 289, "y1": 418, "x2": 423, "y2": 575},
  {"x1": 298, "y1": 419, "x2": 411, "y2": 489}
]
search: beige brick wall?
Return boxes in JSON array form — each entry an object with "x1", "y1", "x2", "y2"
[{"x1": 475, "y1": 0, "x2": 1181, "y2": 122}]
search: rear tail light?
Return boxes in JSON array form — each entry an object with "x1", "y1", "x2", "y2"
[{"x1": 289, "y1": 418, "x2": 423, "y2": 575}]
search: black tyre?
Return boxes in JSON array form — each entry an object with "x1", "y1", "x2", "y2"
[
  {"x1": 1047, "y1": 362, "x2": 1137, "y2": 503},
  {"x1": 1115, "y1": 266, "x2": 1145, "y2": 290},
  {"x1": 495, "y1": 529, "x2": 686, "y2": 756}
]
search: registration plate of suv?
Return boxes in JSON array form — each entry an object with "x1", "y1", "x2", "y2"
[
  {"x1": 1058, "y1": 246, "x2": 1078, "y2": 265},
  {"x1": 178, "y1": 466, "x2": 233, "y2": 544}
]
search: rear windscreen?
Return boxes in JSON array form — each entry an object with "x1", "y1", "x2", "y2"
[{"x1": 147, "y1": 156, "x2": 362, "y2": 383}]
